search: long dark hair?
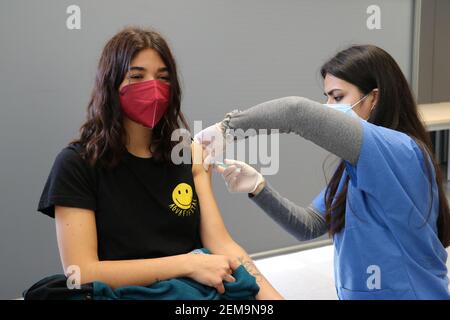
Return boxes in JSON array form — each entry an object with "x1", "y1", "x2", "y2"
[
  {"x1": 320, "y1": 45, "x2": 450, "y2": 247},
  {"x1": 71, "y1": 26, "x2": 188, "y2": 168}
]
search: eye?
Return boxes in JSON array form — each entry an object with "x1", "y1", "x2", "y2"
[
  {"x1": 178, "y1": 190, "x2": 181, "y2": 194},
  {"x1": 185, "y1": 189, "x2": 188, "y2": 193},
  {"x1": 159, "y1": 75, "x2": 170, "y2": 82},
  {"x1": 129, "y1": 74, "x2": 143, "y2": 79},
  {"x1": 334, "y1": 96, "x2": 343, "y2": 102}
]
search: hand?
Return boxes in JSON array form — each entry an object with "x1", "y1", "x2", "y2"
[
  {"x1": 213, "y1": 159, "x2": 265, "y2": 194},
  {"x1": 186, "y1": 253, "x2": 241, "y2": 294},
  {"x1": 194, "y1": 123, "x2": 227, "y2": 171}
]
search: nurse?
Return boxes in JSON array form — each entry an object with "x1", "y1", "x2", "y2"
[{"x1": 195, "y1": 45, "x2": 450, "y2": 299}]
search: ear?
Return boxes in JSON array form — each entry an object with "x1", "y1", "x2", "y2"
[{"x1": 370, "y1": 88, "x2": 379, "y2": 110}]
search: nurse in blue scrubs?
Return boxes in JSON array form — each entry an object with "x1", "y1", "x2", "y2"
[{"x1": 194, "y1": 45, "x2": 450, "y2": 299}]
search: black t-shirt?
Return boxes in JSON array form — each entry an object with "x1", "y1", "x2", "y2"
[{"x1": 38, "y1": 143, "x2": 202, "y2": 261}]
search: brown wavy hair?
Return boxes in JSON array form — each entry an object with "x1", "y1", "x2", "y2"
[
  {"x1": 321, "y1": 45, "x2": 450, "y2": 247},
  {"x1": 70, "y1": 26, "x2": 189, "y2": 168}
]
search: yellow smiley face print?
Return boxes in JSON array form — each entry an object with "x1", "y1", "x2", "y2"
[
  {"x1": 169, "y1": 182, "x2": 198, "y2": 217},
  {"x1": 172, "y1": 182, "x2": 193, "y2": 210}
]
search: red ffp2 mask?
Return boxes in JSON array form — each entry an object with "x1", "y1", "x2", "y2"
[{"x1": 119, "y1": 79, "x2": 170, "y2": 128}]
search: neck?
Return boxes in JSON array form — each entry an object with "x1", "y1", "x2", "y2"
[{"x1": 124, "y1": 117, "x2": 153, "y2": 158}]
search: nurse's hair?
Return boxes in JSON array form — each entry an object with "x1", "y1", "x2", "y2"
[
  {"x1": 320, "y1": 45, "x2": 450, "y2": 247},
  {"x1": 71, "y1": 26, "x2": 188, "y2": 168}
]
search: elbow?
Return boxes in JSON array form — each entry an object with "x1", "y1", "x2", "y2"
[
  {"x1": 63, "y1": 261, "x2": 100, "y2": 287},
  {"x1": 201, "y1": 227, "x2": 236, "y2": 252},
  {"x1": 75, "y1": 261, "x2": 123, "y2": 289},
  {"x1": 292, "y1": 226, "x2": 328, "y2": 242},
  {"x1": 282, "y1": 219, "x2": 328, "y2": 242},
  {"x1": 204, "y1": 236, "x2": 240, "y2": 254}
]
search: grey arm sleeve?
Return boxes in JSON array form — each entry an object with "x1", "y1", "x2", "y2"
[
  {"x1": 221, "y1": 96, "x2": 363, "y2": 165},
  {"x1": 250, "y1": 182, "x2": 328, "y2": 241}
]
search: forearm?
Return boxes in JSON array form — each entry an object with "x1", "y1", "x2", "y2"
[
  {"x1": 78, "y1": 253, "x2": 191, "y2": 289},
  {"x1": 211, "y1": 241, "x2": 284, "y2": 300},
  {"x1": 221, "y1": 96, "x2": 363, "y2": 165},
  {"x1": 250, "y1": 182, "x2": 328, "y2": 241}
]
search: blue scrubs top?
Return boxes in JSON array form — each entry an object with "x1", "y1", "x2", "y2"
[{"x1": 312, "y1": 120, "x2": 450, "y2": 299}]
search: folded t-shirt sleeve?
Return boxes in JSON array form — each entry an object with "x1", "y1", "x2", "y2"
[{"x1": 37, "y1": 146, "x2": 97, "y2": 218}]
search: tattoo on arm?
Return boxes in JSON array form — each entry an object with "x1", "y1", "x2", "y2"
[{"x1": 238, "y1": 256, "x2": 262, "y2": 284}]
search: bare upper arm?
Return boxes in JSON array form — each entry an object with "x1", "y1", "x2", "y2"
[
  {"x1": 54, "y1": 206, "x2": 99, "y2": 274},
  {"x1": 190, "y1": 142, "x2": 234, "y2": 248}
]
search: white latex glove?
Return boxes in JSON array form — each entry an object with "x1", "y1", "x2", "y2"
[
  {"x1": 194, "y1": 123, "x2": 227, "y2": 170},
  {"x1": 213, "y1": 159, "x2": 265, "y2": 194}
]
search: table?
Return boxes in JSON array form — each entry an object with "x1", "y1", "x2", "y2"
[{"x1": 418, "y1": 102, "x2": 450, "y2": 180}]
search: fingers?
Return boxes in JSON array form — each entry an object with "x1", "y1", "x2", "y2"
[
  {"x1": 227, "y1": 177, "x2": 239, "y2": 192},
  {"x1": 225, "y1": 168, "x2": 241, "y2": 181},
  {"x1": 211, "y1": 161, "x2": 243, "y2": 183},
  {"x1": 194, "y1": 132, "x2": 212, "y2": 147},
  {"x1": 228, "y1": 257, "x2": 242, "y2": 271},
  {"x1": 213, "y1": 164, "x2": 226, "y2": 174},
  {"x1": 193, "y1": 134, "x2": 202, "y2": 145},
  {"x1": 224, "y1": 159, "x2": 242, "y2": 167},
  {"x1": 214, "y1": 270, "x2": 235, "y2": 294},
  {"x1": 205, "y1": 256, "x2": 240, "y2": 294},
  {"x1": 194, "y1": 123, "x2": 223, "y2": 145},
  {"x1": 202, "y1": 142, "x2": 224, "y2": 172},
  {"x1": 215, "y1": 283, "x2": 226, "y2": 295},
  {"x1": 223, "y1": 165, "x2": 239, "y2": 178},
  {"x1": 203, "y1": 154, "x2": 215, "y2": 171},
  {"x1": 223, "y1": 273, "x2": 236, "y2": 283},
  {"x1": 224, "y1": 168, "x2": 241, "y2": 191}
]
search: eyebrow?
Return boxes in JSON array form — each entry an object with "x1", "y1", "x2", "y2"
[
  {"x1": 324, "y1": 89, "x2": 343, "y2": 96},
  {"x1": 128, "y1": 66, "x2": 169, "y2": 73}
]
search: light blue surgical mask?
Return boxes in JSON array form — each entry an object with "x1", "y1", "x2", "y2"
[{"x1": 324, "y1": 94, "x2": 369, "y2": 119}]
